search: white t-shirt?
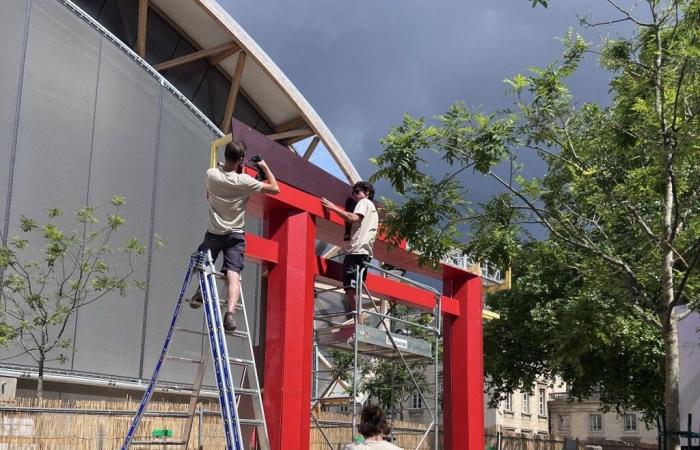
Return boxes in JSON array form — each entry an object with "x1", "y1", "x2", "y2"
[
  {"x1": 348, "y1": 198, "x2": 378, "y2": 257},
  {"x1": 342, "y1": 440, "x2": 403, "y2": 450},
  {"x1": 205, "y1": 167, "x2": 262, "y2": 234}
]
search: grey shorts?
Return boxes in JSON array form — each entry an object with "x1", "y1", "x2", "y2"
[{"x1": 197, "y1": 231, "x2": 246, "y2": 273}]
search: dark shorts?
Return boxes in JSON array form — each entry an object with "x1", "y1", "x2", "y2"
[
  {"x1": 197, "y1": 231, "x2": 246, "y2": 273},
  {"x1": 342, "y1": 254, "x2": 371, "y2": 290}
]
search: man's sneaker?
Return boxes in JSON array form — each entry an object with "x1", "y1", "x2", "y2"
[
  {"x1": 189, "y1": 290, "x2": 203, "y2": 309},
  {"x1": 223, "y1": 312, "x2": 236, "y2": 332}
]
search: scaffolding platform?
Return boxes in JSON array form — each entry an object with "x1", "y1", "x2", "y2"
[{"x1": 316, "y1": 323, "x2": 432, "y2": 360}]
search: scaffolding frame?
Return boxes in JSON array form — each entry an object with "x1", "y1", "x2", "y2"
[{"x1": 312, "y1": 261, "x2": 442, "y2": 450}]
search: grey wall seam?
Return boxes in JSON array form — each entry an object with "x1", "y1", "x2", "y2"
[
  {"x1": 70, "y1": 35, "x2": 104, "y2": 371},
  {"x1": 2, "y1": 0, "x2": 32, "y2": 242},
  {"x1": 138, "y1": 83, "x2": 164, "y2": 379}
]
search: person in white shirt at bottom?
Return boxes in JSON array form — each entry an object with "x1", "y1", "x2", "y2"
[
  {"x1": 321, "y1": 181, "x2": 378, "y2": 323},
  {"x1": 343, "y1": 404, "x2": 404, "y2": 450}
]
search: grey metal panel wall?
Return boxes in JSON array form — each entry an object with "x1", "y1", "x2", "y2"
[
  {"x1": 5, "y1": 0, "x2": 101, "y2": 368},
  {"x1": 0, "y1": 0, "x2": 29, "y2": 231},
  {"x1": 143, "y1": 91, "x2": 214, "y2": 384},
  {"x1": 0, "y1": 0, "x2": 264, "y2": 385},
  {"x1": 70, "y1": 41, "x2": 161, "y2": 377}
]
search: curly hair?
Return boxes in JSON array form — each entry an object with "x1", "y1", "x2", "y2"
[
  {"x1": 357, "y1": 404, "x2": 389, "y2": 438},
  {"x1": 352, "y1": 181, "x2": 375, "y2": 200}
]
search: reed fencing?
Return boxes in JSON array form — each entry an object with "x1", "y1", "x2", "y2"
[{"x1": 0, "y1": 399, "x2": 436, "y2": 449}]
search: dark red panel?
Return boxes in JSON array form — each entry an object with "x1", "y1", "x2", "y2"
[{"x1": 232, "y1": 120, "x2": 353, "y2": 206}]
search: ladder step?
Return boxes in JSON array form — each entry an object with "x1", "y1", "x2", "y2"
[
  {"x1": 165, "y1": 355, "x2": 202, "y2": 364},
  {"x1": 228, "y1": 357, "x2": 254, "y2": 366},
  {"x1": 239, "y1": 418, "x2": 265, "y2": 426},
  {"x1": 235, "y1": 387, "x2": 261, "y2": 396},
  {"x1": 174, "y1": 326, "x2": 248, "y2": 339},
  {"x1": 130, "y1": 440, "x2": 187, "y2": 446}
]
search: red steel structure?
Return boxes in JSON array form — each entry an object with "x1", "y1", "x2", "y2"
[{"x1": 232, "y1": 122, "x2": 484, "y2": 450}]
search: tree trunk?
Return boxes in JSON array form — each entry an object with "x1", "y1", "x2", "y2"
[
  {"x1": 663, "y1": 312, "x2": 681, "y2": 450},
  {"x1": 37, "y1": 354, "x2": 44, "y2": 399}
]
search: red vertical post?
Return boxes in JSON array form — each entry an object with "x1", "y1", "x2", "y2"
[
  {"x1": 263, "y1": 210, "x2": 316, "y2": 450},
  {"x1": 442, "y1": 269, "x2": 484, "y2": 450}
]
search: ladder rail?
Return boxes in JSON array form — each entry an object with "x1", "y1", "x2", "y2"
[
  {"x1": 120, "y1": 257, "x2": 196, "y2": 450},
  {"x1": 121, "y1": 251, "x2": 268, "y2": 449},
  {"x1": 238, "y1": 284, "x2": 271, "y2": 450},
  {"x1": 200, "y1": 268, "x2": 241, "y2": 449}
]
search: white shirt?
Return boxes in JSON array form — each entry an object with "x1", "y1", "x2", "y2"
[
  {"x1": 348, "y1": 198, "x2": 378, "y2": 257},
  {"x1": 205, "y1": 167, "x2": 262, "y2": 234},
  {"x1": 342, "y1": 440, "x2": 403, "y2": 450}
]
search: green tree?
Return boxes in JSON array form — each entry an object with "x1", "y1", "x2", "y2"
[
  {"x1": 370, "y1": 1, "x2": 699, "y2": 447},
  {"x1": 0, "y1": 197, "x2": 156, "y2": 397}
]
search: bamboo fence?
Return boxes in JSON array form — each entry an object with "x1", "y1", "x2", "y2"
[{"x1": 0, "y1": 398, "x2": 436, "y2": 449}]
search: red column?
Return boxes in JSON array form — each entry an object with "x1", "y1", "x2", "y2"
[
  {"x1": 263, "y1": 210, "x2": 316, "y2": 450},
  {"x1": 442, "y1": 269, "x2": 484, "y2": 450}
]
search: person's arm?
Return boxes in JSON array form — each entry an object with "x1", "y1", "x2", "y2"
[
  {"x1": 321, "y1": 198, "x2": 363, "y2": 223},
  {"x1": 256, "y1": 160, "x2": 280, "y2": 195}
]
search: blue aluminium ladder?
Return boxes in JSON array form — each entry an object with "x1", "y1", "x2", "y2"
[{"x1": 121, "y1": 250, "x2": 269, "y2": 450}]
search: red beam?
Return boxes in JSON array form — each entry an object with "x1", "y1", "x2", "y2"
[
  {"x1": 244, "y1": 233, "x2": 278, "y2": 264},
  {"x1": 315, "y1": 257, "x2": 460, "y2": 317},
  {"x1": 263, "y1": 211, "x2": 316, "y2": 450},
  {"x1": 442, "y1": 272, "x2": 484, "y2": 450}
]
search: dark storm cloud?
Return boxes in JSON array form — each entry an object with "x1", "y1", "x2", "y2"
[{"x1": 222, "y1": 0, "x2": 624, "y2": 202}]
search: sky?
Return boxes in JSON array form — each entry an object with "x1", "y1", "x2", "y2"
[{"x1": 221, "y1": 0, "x2": 630, "y2": 203}]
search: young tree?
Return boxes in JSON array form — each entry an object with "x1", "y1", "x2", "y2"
[
  {"x1": 370, "y1": 1, "x2": 699, "y2": 447},
  {"x1": 0, "y1": 196, "x2": 155, "y2": 397}
]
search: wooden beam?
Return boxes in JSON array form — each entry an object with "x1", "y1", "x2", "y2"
[
  {"x1": 284, "y1": 133, "x2": 316, "y2": 146},
  {"x1": 209, "y1": 44, "x2": 241, "y2": 66},
  {"x1": 302, "y1": 136, "x2": 320, "y2": 160},
  {"x1": 155, "y1": 41, "x2": 237, "y2": 72},
  {"x1": 220, "y1": 52, "x2": 246, "y2": 133},
  {"x1": 274, "y1": 116, "x2": 307, "y2": 133},
  {"x1": 265, "y1": 128, "x2": 313, "y2": 141},
  {"x1": 136, "y1": 0, "x2": 148, "y2": 57}
]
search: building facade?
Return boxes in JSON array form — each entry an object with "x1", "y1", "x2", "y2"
[
  {"x1": 485, "y1": 381, "x2": 564, "y2": 435},
  {"x1": 548, "y1": 393, "x2": 657, "y2": 444}
]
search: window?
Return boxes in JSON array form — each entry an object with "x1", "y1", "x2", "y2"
[
  {"x1": 558, "y1": 415, "x2": 571, "y2": 432},
  {"x1": 411, "y1": 391, "x2": 423, "y2": 409},
  {"x1": 522, "y1": 393, "x2": 530, "y2": 414},
  {"x1": 624, "y1": 413, "x2": 637, "y2": 432},
  {"x1": 538, "y1": 388, "x2": 546, "y2": 416},
  {"x1": 589, "y1": 414, "x2": 603, "y2": 432},
  {"x1": 504, "y1": 393, "x2": 513, "y2": 411}
]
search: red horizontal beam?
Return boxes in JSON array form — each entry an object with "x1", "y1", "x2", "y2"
[
  {"x1": 245, "y1": 232, "x2": 279, "y2": 264},
  {"x1": 242, "y1": 167, "x2": 479, "y2": 281},
  {"x1": 315, "y1": 257, "x2": 460, "y2": 317}
]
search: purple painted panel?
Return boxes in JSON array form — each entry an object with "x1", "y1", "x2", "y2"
[{"x1": 231, "y1": 120, "x2": 352, "y2": 206}]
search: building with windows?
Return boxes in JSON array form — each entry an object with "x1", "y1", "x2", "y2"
[
  {"x1": 548, "y1": 393, "x2": 657, "y2": 443},
  {"x1": 484, "y1": 381, "x2": 564, "y2": 435}
]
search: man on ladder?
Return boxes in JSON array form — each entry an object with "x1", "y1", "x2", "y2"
[{"x1": 193, "y1": 140, "x2": 279, "y2": 330}]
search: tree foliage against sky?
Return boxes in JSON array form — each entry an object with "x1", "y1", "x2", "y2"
[{"x1": 371, "y1": 0, "x2": 699, "y2": 438}]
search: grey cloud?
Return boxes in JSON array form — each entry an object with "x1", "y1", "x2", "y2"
[{"x1": 223, "y1": 0, "x2": 627, "y2": 201}]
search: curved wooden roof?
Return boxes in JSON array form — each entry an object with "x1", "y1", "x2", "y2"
[{"x1": 149, "y1": 0, "x2": 360, "y2": 183}]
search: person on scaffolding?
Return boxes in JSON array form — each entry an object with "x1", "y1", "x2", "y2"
[
  {"x1": 321, "y1": 181, "x2": 378, "y2": 323},
  {"x1": 192, "y1": 140, "x2": 279, "y2": 331},
  {"x1": 343, "y1": 404, "x2": 404, "y2": 450}
]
